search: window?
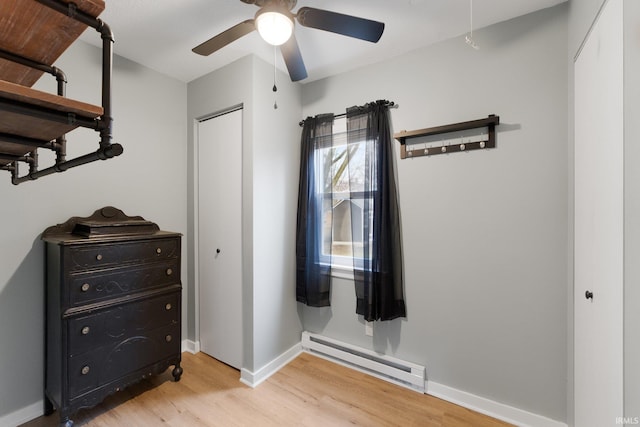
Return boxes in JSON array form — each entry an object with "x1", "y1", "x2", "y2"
[
  {"x1": 316, "y1": 117, "x2": 375, "y2": 269},
  {"x1": 296, "y1": 101, "x2": 405, "y2": 318}
]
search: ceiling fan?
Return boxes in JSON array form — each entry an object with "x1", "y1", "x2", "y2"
[{"x1": 192, "y1": 0, "x2": 385, "y2": 82}]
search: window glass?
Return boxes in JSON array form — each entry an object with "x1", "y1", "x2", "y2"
[{"x1": 317, "y1": 117, "x2": 374, "y2": 267}]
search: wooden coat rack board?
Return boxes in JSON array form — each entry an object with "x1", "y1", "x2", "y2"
[{"x1": 394, "y1": 114, "x2": 500, "y2": 159}]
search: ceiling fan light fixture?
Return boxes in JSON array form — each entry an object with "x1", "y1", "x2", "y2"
[{"x1": 255, "y1": 8, "x2": 294, "y2": 46}]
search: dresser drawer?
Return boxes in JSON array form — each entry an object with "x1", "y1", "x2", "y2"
[
  {"x1": 67, "y1": 322, "x2": 180, "y2": 399},
  {"x1": 65, "y1": 237, "x2": 180, "y2": 272},
  {"x1": 67, "y1": 259, "x2": 179, "y2": 307},
  {"x1": 68, "y1": 292, "x2": 180, "y2": 356}
]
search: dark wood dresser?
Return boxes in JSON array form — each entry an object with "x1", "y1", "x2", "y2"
[{"x1": 41, "y1": 207, "x2": 183, "y2": 427}]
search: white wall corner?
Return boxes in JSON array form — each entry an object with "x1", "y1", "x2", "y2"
[
  {"x1": 0, "y1": 400, "x2": 44, "y2": 427},
  {"x1": 240, "y1": 343, "x2": 302, "y2": 388},
  {"x1": 426, "y1": 382, "x2": 567, "y2": 427},
  {"x1": 182, "y1": 339, "x2": 200, "y2": 354}
]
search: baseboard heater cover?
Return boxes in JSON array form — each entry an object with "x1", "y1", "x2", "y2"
[{"x1": 301, "y1": 331, "x2": 426, "y2": 393}]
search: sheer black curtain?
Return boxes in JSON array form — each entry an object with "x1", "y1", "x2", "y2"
[
  {"x1": 347, "y1": 101, "x2": 406, "y2": 321},
  {"x1": 296, "y1": 113, "x2": 334, "y2": 307}
]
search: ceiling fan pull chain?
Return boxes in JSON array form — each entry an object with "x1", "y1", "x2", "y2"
[{"x1": 273, "y1": 46, "x2": 278, "y2": 109}]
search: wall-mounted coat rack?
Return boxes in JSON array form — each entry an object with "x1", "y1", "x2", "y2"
[{"x1": 394, "y1": 114, "x2": 499, "y2": 159}]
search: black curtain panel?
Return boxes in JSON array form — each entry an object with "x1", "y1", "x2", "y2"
[
  {"x1": 296, "y1": 113, "x2": 334, "y2": 307},
  {"x1": 347, "y1": 101, "x2": 406, "y2": 321}
]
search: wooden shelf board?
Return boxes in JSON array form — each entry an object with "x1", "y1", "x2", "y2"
[
  {"x1": 0, "y1": 0, "x2": 105, "y2": 86},
  {"x1": 0, "y1": 80, "x2": 103, "y2": 116}
]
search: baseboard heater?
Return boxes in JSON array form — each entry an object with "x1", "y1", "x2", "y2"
[{"x1": 301, "y1": 331, "x2": 426, "y2": 393}]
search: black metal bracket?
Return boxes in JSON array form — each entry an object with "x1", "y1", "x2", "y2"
[
  {"x1": 394, "y1": 114, "x2": 500, "y2": 159},
  {"x1": 1, "y1": 0, "x2": 120, "y2": 185}
]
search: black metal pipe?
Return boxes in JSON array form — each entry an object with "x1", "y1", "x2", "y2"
[
  {"x1": 55, "y1": 135, "x2": 67, "y2": 164},
  {"x1": 0, "y1": 48, "x2": 59, "y2": 77},
  {"x1": 54, "y1": 67, "x2": 67, "y2": 96},
  {"x1": 28, "y1": 150, "x2": 38, "y2": 175},
  {"x1": 35, "y1": 0, "x2": 103, "y2": 30},
  {"x1": 98, "y1": 20, "x2": 114, "y2": 147},
  {"x1": 11, "y1": 143, "x2": 123, "y2": 185},
  {"x1": 10, "y1": 162, "x2": 19, "y2": 182}
]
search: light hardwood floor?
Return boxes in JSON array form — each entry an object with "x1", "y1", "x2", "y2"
[{"x1": 23, "y1": 351, "x2": 513, "y2": 427}]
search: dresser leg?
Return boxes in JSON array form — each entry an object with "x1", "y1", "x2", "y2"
[
  {"x1": 44, "y1": 393, "x2": 54, "y2": 416},
  {"x1": 59, "y1": 415, "x2": 73, "y2": 427},
  {"x1": 172, "y1": 363, "x2": 183, "y2": 382}
]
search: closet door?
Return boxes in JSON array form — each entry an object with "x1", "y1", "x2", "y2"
[
  {"x1": 574, "y1": 0, "x2": 623, "y2": 425},
  {"x1": 197, "y1": 108, "x2": 243, "y2": 370}
]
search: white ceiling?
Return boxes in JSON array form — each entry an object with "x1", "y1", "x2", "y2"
[{"x1": 80, "y1": 0, "x2": 567, "y2": 83}]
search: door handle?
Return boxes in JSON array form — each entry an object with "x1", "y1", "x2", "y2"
[{"x1": 585, "y1": 290, "x2": 593, "y2": 300}]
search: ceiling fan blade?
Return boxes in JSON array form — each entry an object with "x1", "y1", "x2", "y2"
[
  {"x1": 280, "y1": 34, "x2": 307, "y2": 82},
  {"x1": 192, "y1": 19, "x2": 256, "y2": 56},
  {"x1": 296, "y1": 7, "x2": 384, "y2": 43}
]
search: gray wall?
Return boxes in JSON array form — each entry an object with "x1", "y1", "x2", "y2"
[
  {"x1": 0, "y1": 41, "x2": 187, "y2": 421},
  {"x1": 250, "y1": 58, "x2": 304, "y2": 369},
  {"x1": 187, "y1": 56, "x2": 302, "y2": 373},
  {"x1": 300, "y1": 5, "x2": 568, "y2": 422}
]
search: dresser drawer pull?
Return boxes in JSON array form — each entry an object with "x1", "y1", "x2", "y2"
[
  {"x1": 81, "y1": 283, "x2": 90, "y2": 292},
  {"x1": 165, "y1": 335, "x2": 172, "y2": 342},
  {"x1": 156, "y1": 248, "x2": 162, "y2": 254},
  {"x1": 81, "y1": 326, "x2": 90, "y2": 335},
  {"x1": 166, "y1": 268, "x2": 173, "y2": 276},
  {"x1": 81, "y1": 366, "x2": 90, "y2": 375},
  {"x1": 165, "y1": 303, "x2": 172, "y2": 311},
  {"x1": 96, "y1": 254, "x2": 103, "y2": 261}
]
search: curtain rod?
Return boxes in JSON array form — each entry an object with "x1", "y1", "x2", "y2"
[{"x1": 298, "y1": 100, "x2": 398, "y2": 127}]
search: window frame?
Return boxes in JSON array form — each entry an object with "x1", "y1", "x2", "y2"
[{"x1": 314, "y1": 116, "x2": 375, "y2": 275}]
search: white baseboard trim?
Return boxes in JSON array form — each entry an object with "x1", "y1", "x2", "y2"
[
  {"x1": 182, "y1": 339, "x2": 200, "y2": 354},
  {"x1": 0, "y1": 400, "x2": 43, "y2": 427},
  {"x1": 426, "y1": 382, "x2": 567, "y2": 427},
  {"x1": 240, "y1": 343, "x2": 302, "y2": 388}
]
